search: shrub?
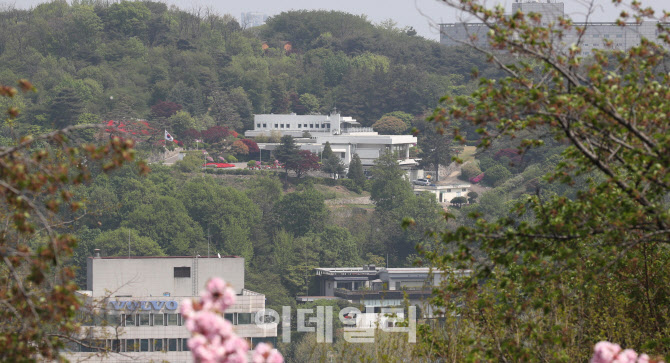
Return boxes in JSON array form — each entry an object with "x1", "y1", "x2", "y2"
[
  {"x1": 341, "y1": 179, "x2": 363, "y2": 194},
  {"x1": 459, "y1": 162, "x2": 482, "y2": 181},
  {"x1": 483, "y1": 164, "x2": 512, "y2": 187},
  {"x1": 225, "y1": 155, "x2": 238, "y2": 163}
]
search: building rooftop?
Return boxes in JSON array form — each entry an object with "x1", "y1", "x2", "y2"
[{"x1": 88, "y1": 255, "x2": 242, "y2": 260}]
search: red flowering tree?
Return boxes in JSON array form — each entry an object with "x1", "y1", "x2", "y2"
[
  {"x1": 201, "y1": 126, "x2": 234, "y2": 144},
  {"x1": 150, "y1": 101, "x2": 182, "y2": 119},
  {"x1": 289, "y1": 150, "x2": 320, "y2": 178},
  {"x1": 240, "y1": 139, "x2": 259, "y2": 154},
  {"x1": 231, "y1": 140, "x2": 249, "y2": 155}
]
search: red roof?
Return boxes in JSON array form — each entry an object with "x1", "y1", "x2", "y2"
[{"x1": 203, "y1": 163, "x2": 235, "y2": 168}]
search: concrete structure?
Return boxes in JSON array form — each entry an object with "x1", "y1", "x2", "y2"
[
  {"x1": 413, "y1": 183, "x2": 471, "y2": 203},
  {"x1": 440, "y1": 0, "x2": 661, "y2": 53},
  {"x1": 63, "y1": 254, "x2": 276, "y2": 362},
  {"x1": 240, "y1": 12, "x2": 267, "y2": 28},
  {"x1": 301, "y1": 265, "x2": 470, "y2": 324},
  {"x1": 245, "y1": 112, "x2": 420, "y2": 176}
]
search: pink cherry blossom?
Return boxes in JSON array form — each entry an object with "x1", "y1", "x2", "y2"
[
  {"x1": 591, "y1": 341, "x2": 662, "y2": 363},
  {"x1": 252, "y1": 342, "x2": 284, "y2": 363},
  {"x1": 183, "y1": 277, "x2": 284, "y2": 363},
  {"x1": 201, "y1": 277, "x2": 237, "y2": 312}
]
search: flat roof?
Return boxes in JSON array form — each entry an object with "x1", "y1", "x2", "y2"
[{"x1": 89, "y1": 255, "x2": 242, "y2": 260}]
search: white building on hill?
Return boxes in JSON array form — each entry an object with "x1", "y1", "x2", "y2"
[{"x1": 245, "y1": 112, "x2": 420, "y2": 176}]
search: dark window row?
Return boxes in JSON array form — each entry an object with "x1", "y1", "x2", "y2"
[
  {"x1": 80, "y1": 313, "x2": 182, "y2": 327},
  {"x1": 68, "y1": 338, "x2": 188, "y2": 353},
  {"x1": 80, "y1": 312, "x2": 256, "y2": 327}
]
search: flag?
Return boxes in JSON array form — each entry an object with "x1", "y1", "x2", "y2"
[
  {"x1": 219, "y1": 156, "x2": 226, "y2": 162},
  {"x1": 206, "y1": 156, "x2": 214, "y2": 161},
  {"x1": 164, "y1": 130, "x2": 174, "y2": 142}
]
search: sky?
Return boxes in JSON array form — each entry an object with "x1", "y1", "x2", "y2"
[{"x1": 9, "y1": 0, "x2": 670, "y2": 41}]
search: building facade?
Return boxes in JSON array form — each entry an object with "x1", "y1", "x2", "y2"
[
  {"x1": 63, "y1": 254, "x2": 276, "y2": 362},
  {"x1": 440, "y1": 0, "x2": 660, "y2": 53},
  {"x1": 413, "y1": 183, "x2": 471, "y2": 204},
  {"x1": 298, "y1": 265, "x2": 470, "y2": 325},
  {"x1": 245, "y1": 113, "x2": 420, "y2": 175}
]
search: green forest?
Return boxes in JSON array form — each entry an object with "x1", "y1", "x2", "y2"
[{"x1": 1, "y1": 0, "x2": 669, "y2": 362}]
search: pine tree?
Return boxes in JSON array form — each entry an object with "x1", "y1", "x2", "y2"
[
  {"x1": 50, "y1": 87, "x2": 84, "y2": 129},
  {"x1": 274, "y1": 135, "x2": 300, "y2": 178},
  {"x1": 322, "y1": 141, "x2": 334, "y2": 160},
  {"x1": 347, "y1": 153, "x2": 365, "y2": 187}
]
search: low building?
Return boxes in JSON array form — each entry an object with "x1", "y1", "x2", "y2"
[
  {"x1": 301, "y1": 265, "x2": 470, "y2": 322},
  {"x1": 63, "y1": 252, "x2": 276, "y2": 362},
  {"x1": 245, "y1": 112, "x2": 420, "y2": 177},
  {"x1": 413, "y1": 183, "x2": 471, "y2": 204}
]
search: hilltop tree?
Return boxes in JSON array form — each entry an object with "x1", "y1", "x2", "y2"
[
  {"x1": 49, "y1": 87, "x2": 84, "y2": 129},
  {"x1": 292, "y1": 150, "x2": 320, "y2": 178},
  {"x1": 274, "y1": 187, "x2": 328, "y2": 237},
  {"x1": 347, "y1": 153, "x2": 366, "y2": 187},
  {"x1": 322, "y1": 141, "x2": 334, "y2": 160},
  {"x1": 274, "y1": 135, "x2": 301, "y2": 178},
  {"x1": 370, "y1": 151, "x2": 413, "y2": 211},
  {"x1": 372, "y1": 115, "x2": 406, "y2": 135},
  {"x1": 418, "y1": 0, "x2": 670, "y2": 360},
  {"x1": 322, "y1": 153, "x2": 345, "y2": 178}
]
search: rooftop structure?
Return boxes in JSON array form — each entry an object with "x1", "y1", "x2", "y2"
[
  {"x1": 440, "y1": 0, "x2": 661, "y2": 53},
  {"x1": 64, "y1": 253, "x2": 276, "y2": 362}
]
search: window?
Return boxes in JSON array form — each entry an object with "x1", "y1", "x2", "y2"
[
  {"x1": 280, "y1": 124, "x2": 284, "y2": 128},
  {"x1": 593, "y1": 34, "x2": 599, "y2": 37},
  {"x1": 174, "y1": 267, "x2": 190, "y2": 278},
  {"x1": 309, "y1": 124, "x2": 313, "y2": 128},
  {"x1": 126, "y1": 339, "x2": 136, "y2": 352},
  {"x1": 617, "y1": 34, "x2": 623, "y2": 38},
  {"x1": 256, "y1": 123, "x2": 260, "y2": 128},
  {"x1": 154, "y1": 338, "x2": 164, "y2": 352},
  {"x1": 225, "y1": 313, "x2": 235, "y2": 324},
  {"x1": 298, "y1": 124, "x2": 302, "y2": 128},
  {"x1": 168, "y1": 339, "x2": 178, "y2": 352},
  {"x1": 124, "y1": 314, "x2": 135, "y2": 326},
  {"x1": 182, "y1": 338, "x2": 190, "y2": 351},
  {"x1": 139, "y1": 314, "x2": 150, "y2": 326},
  {"x1": 327, "y1": 124, "x2": 330, "y2": 128},
  {"x1": 315, "y1": 124, "x2": 319, "y2": 128},
  {"x1": 140, "y1": 339, "x2": 150, "y2": 352},
  {"x1": 304, "y1": 124, "x2": 307, "y2": 128},
  {"x1": 462, "y1": 188, "x2": 466, "y2": 192},
  {"x1": 263, "y1": 123, "x2": 267, "y2": 128},
  {"x1": 167, "y1": 313, "x2": 180, "y2": 326},
  {"x1": 109, "y1": 339, "x2": 120, "y2": 353},
  {"x1": 153, "y1": 313, "x2": 164, "y2": 326},
  {"x1": 274, "y1": 124, "x2": 278, "y2": 128},
  {"x1": 238, "y1": 313, "x2": 253, "y2": 325},
  {"x1": 447, "y1": 189, "x2": 451, "y2": 192}
]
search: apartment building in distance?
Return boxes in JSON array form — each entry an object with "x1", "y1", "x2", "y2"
[
  {"x1": 440, "y1": 0, "x2": 661, "y2": 53},
  {"x1": 62, "y1": 252, "x2": 276, "y2": 362}
]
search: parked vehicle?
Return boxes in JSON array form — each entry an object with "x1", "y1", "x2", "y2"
[{"x1": 413, "y1": 178, "x2": 431, "y2": 186}]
